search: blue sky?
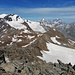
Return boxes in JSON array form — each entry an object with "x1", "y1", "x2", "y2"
[{"x1": 0, "y1": 0, "x2": 75, "y2": 23}]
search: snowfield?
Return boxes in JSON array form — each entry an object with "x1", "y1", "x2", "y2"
[
  {"x1": 6, "y1": 20, "x2": 26, "y2": 30},
  {"x1": 0, "y1": 14, "x2": 27, "y2": 30},
  {"x1": 51, "y1": 36, "x2": 61, "y2": 45},
  {"x1": 0, "y1": 14, "x2": 7, "y2": 18},
  {"x1": 38, "y1": 43, "x2": 75, "y2": 65},
  {"x1": 26, "y1": 21, "x2": 46, "y2": 33},
  {"x1": 6, "y1": 17, "x2": 27, "y2": 30}
]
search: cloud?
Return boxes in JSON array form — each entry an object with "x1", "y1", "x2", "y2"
[
  {"x1": 0, "y1": 6, "x2": 75, "y2": 16},
  {"x1": 0, "y1": 6, "x2": 75, "y2": 22},
  {"x1": 14, "y1": 7, "x2": 75, "y2": 17}
]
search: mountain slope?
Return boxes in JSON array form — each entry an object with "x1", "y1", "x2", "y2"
[
  {"x1": 0, "y1": 14, "x2": 38, "y2": 47},
  {"x1": 26, "y1": 20, "x2": 46, "y2": 33},
  {"x1": 40, "y1": 18, "x2": 75, "y2": 41},
  {"x1": 0, "y1": 14, "x2": 74, "y2": 48},
  {"x1": 0, "y1": 14, "x2": 75, "y2": 75},
  {"x1": 38, "y1": 42, "x2": 75, "y2": 65}
]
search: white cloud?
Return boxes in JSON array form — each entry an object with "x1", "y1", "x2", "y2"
[
  {"x1": 0, "y1": 6, "x2": 75, "y2": 16},
  {"x1": 15, "y1": 7, "x2": 75, "y2": 14},
  {"x1": 0, "y1": 6, "x2": 75, "y2": 22}
]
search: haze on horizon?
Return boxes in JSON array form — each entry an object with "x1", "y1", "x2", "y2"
[{"x1": 0, "y1": 0, "x2": 75, "y2": 23}]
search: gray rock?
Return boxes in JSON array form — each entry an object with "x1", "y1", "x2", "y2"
[{"x1": 0, "y1": 63, "x2": 15, "y2": 73}]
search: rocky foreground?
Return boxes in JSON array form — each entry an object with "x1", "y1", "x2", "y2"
[
  {"x1": 0, "y1": 14, "x2": 75, "y2": 75},
  {"x1": 0, "y1": 50, "x2": 75, "y2": 75}
]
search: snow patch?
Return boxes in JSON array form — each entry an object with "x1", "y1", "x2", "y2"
[
  {"x1": 17, "y1": 39, "x2": 22, "y2": 42},
  {"x1": 63, "y1": 43, "x2": 67, "y2": 46},
  {"x1": 68, "y1": 39, "x2": 75, "y2": 45},
  {"x1": 38, "y1": 43, "x2": 75, "y2": 65},
  {"x1": 22, "y1": 39, "x2": 37, "y2": 47},
  {"x1": 2, "y1": 41, "x2": 4, "y2": 44},
  {"x1": 5, "y1": 57, "x2": 10, "y2": 63},
  {"x1": 12, "y1": 35, "x2": 18, "y2": 42},
  {"x1": 23, "y1": 30, "x2": 31, "y2": 33},
  {"x1": 37, "y1": 34, "x2": 43, "y2": 37},
  {"x1": 10, "y1": 42, "x2": 13, "y2": 45},
  {"x1": 28, "y1": 35, "x2": 35, "y2": 39},
  {"x1": 3, "y1": 29, "x2": 7, "y2": 32},
  {"x1": 51, "y1": 37, "x2": 61, "y2": 45},
  {"x1": 2, "y1": 25, "x2": 4, "y2": 28},
  {"x1": 17, "y1": 35, "x2": 23, "y2": 38},
  {"x1": 8, "y1": 36, "x2": 10, "y2": 38},
  {"x1": 1, "y1": 35, "x2": 5, "y2": 38},
  {"x1": 53, "y1": 29, "x2": 56, "y2": 31},
  {"x1": 12, "y1": 37, "x2": 17, "y2": 42},
  {"x1": 56, "y1": 36, "x2": 60, "y2": 38}
]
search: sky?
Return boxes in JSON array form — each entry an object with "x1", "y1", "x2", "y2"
[{"x1": 0, "y1": 0, "x2": 75, "y2": 23}]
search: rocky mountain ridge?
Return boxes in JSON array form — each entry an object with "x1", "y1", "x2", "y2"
[
  {"x1": 0, "y1": 14, "x2": 74, "y2": 48},
  {"x1": 40, "y1": 18, "x2": 75, "y2": 41}
]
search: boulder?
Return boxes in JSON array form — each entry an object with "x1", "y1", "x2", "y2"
[
  {"x1": 0, "y1": 50, "x2": 6, "y2": 64},
  {"x1": 0, "y1": 63, "x2": 15, "y2": 73}
]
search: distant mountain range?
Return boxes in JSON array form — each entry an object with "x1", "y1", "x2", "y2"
[
  {"x1": 40, "y1": 18, "x2": 75, "y2": 41},
  {"x1": 0, "y1": 14, "x2": 75, "y2": 47}
]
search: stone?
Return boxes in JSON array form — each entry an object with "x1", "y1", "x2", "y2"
[
  {"x1": 0, "y1": 50, "x2": 6, "y2": 64},
  {"x1": 0, "y1": 63, "x2": 15, "y2": 73},
  {"x1": 73, "y1": 65, "x2": 75, "y2": 70}
]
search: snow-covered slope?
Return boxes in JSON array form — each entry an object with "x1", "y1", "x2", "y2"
[
  {"x1": 4, "y1": 14, "x2": 27, "y2": 30},
  {"x1": 0, "y1": 14, "x2": 7, "y2": 18},
  {"x1": 38, "y1": 43, "x2": 75, "y2": 65},
  {"x1": 6, "y1": 20, "x2": 26, "y2": 30},
  {"x1": 0, "y1": 14, "x2": 29, "y2": 30},
  {"x1": 26, "y1": 20, "x2": 46, "y2": 33},
  {"x1": 51, "y1": 36, "x2": 61, "y2": 45},
  {"x1": 0, "y1": 14, "x2": 46, "y2": 32}
]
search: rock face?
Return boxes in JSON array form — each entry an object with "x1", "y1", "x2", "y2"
[
  {"x1": 0, "y1": 50, "x2": 6, "y2": 64},
  {"x1": 0, "y1": 59, "x2": 75, "y2": 75},
  {"x1": 0, "y1": 28, "x2": 75, "y2": 75},
  {"x1": 0, "y1": 63, "x2": 15, "y2": 73},
  {"x1": 0, "y1": 32, "x2": 75, "y2": 75}
]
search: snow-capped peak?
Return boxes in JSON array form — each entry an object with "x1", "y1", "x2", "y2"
[
  {"x1": 8, "y1": 14, "x2": 20, "y2": 21},
  {"x1": 53, "y1": 18, "x2": 62, "y2": 24},
  {"x1": 0, "y1": 14, "x2": 7, "y2": 18},
  {"x1": 41, "y1": 18, "x2": 47, "y2": 22},
  {"x1": 4, "y1": 14, "x2": 24, "y2": 22},
  {"x1": 42, "y1": 18, "x2": 45, "y2": 21},
  {"x1": 2, "y1": 14, "x2": 26, "y2": 30}
]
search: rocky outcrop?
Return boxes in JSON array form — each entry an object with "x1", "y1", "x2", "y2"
[
  {"x1": 0, "y1": 59, "x2": 75, "y2": 75},
  {"x1": 0, "y1": 38, "x2": 75, "y2": 75},
  {"x1": 0, "y1": 50, "x2": 6, "y2": 64},
  {"x1": 0, "y1": 63, "x2": 15, "y2": 73}
]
